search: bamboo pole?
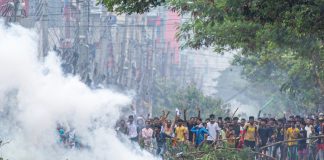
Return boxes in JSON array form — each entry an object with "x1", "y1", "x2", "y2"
[{"x1": 259, "y1": 135, "x2": 324, "y2": 150}]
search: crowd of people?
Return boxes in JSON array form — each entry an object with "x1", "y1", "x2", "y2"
[
  {"x1": 115, "y1": 108, "x2": 324, "y2": 160},
  {"x1": 56, "y1": 123, "x2": 89, "y2": 149}
]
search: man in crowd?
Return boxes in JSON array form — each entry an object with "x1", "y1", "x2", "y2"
[
  {"x1": 273, "y1": 119, "x2": 285, "y2": 159},
  {"x1": 258, "y1": 118, "x2": 270, "y2": 154},
  {"x1": 183, "y1": 108, "x2": 200, "y2": 144},
  {"x1": 232, "y1": 117, "x2": 241, "y2": 148},
  {"x1": 191, "y1": 119, "x2": 209, "y2": 148},
  {"x1": 141, "y1": 120, "x2": 154, "y2": 151},
  {"x1": 238, "y1": 118, "x2": 246, "y2": 149},
  {"x1": 206, "y1": 116, "x2": 220, "y2": 145},
  {"x1": 114, "y1": 109, "x2": 324, "y2": 159},
  {"x1": 243, "y1": 116, "x2": 258, "y2": 150},
  {"x1": 116, "y1": 119, "x2": 127, "y2": 135},
  {"x1": 175, "y1": 119, "x2": 188, "y2": 143},
  {"x1": 127, "y1": 115, "x2": 138, "y2": 142},
  {"x1": 298, "y1": 121, "x2": 308, "y2": 160},
  {"x1": 286, "y1": 120, "x2": 299, "y2": 160},
  {"x1": 317, "y1": 113, "x2": 324, "y2": 160},
  {"x1": 155, "y1": 125, "x2": 173, "y2": 158},
  {"x1": 162, "y1": 120, "x2": 173, "y2": 136}
]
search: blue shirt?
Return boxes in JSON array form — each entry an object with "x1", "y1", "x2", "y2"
[
  {"x1": 315, "y1": 124, "x2": 321, "y2": 135},
  {"x1": 191, "y1": 127, "x2": 209, "y2": 145}
]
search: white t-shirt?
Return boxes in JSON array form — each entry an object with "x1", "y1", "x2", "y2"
[
  {"x1": 206, "y1": 122, "x2": 221, "y2": 141},
  {"x1": 305, "y1": 125, "x2": 312, "y2": 144},
  {"x1": 127, "y1": 122, "x2": 138, "y2": 138},
  {"x1": 141, "y1": 128, "x2": 153, "y2": 145},
  {"x1": 141, "y1": 128, "x2": 153, "y2": 139}
]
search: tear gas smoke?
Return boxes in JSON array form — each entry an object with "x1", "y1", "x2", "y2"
[{"x1": 0, "y1": 21, "x2": 155, "y2": 160}]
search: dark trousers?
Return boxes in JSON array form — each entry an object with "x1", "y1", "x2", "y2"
[
  {"x1": 156, "y1": 143, "x2": 166, "y2": 157},
  {"x1": 130, "y1": 136, "x2": 138, "y2": 142},
  {"x1": 287, "y1": 145, "x2": 298, "y2": 160},
  {"x1": 273, "y1": 143, "x2": 285, "y2": 160},
  {"x1": 244, "y1": 140, "x2": 256, "y2": 150}
]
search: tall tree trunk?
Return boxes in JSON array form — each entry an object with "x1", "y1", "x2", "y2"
[
  {"x1": 315, "y1": 71, "x2": 324, "y2": 96},
  {"x1": 312, "y1": 51, "x2": 324, "y2": 96}
]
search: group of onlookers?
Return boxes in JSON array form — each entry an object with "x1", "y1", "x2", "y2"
[{"x1": 115, "y1": 109, "x2": 324, "y2": 159}]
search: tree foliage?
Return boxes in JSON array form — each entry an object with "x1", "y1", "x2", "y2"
[
  {"x1": 215, "y1": 67, "x2": 302, "y2": 115},
  {"x1": 152, "y1": 80, "x2": 230, "y2": 118},
  {"x1": 101, "y1": 0, "x2": 324, "y2": 110},
  {"x1": 165, "y1": 143, "x2": 252, "y2": 160},
  {"x1": 168, "y1": 0, "x2": 324, "y2": 106},
  {"x1": 100, "y1": 0, "x2": 165, "y2": 14}
]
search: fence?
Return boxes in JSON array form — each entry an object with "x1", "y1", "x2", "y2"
[
  {"x1": 257, "y1": 135, "x2": 324, "y2": 160},
  {"x1": 140, "y1": 135, "x2": 324, "y2": 160}
]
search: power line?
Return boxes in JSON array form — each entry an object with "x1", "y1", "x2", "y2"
[
  {"x1": 43, "y1": 23, "x2": 180, "y2": 31},
  {"x1": 27, "y1": 13, "x2": 188, "y2": 22},
  {"x1": 42, "y1": 23, "x2": 179, "y2": 27},
  {"x1": 44, "y1": 28, "x2": 180, "y2": 34}
]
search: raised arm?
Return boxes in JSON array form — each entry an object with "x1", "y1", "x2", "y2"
[
  {"x1": 165, "y1": 111, "x2": 170, "y2": 119},
  {"x1": 130, "y1": 104, "x2": 136, "y2": 117},
  {"x1": 160, "y1": 111, "x2": 170, "y2": 125},
  {"x1": 197, "y1": 107, "x2": 201, "y2": 119},
  {"x1": 257, "y1": 110, "x2": 261, "y2": 119},
  {"x1": 183, "y1": 109, "x2": 187, "y2": 122},
  {"x1": 172, "y1": 112, "x2": 178, "y2": 128},
  {"x1": 160, "y1": 111, "x2": 165, "y2": 122},
  {"x1": 283, "y1": 113, "x2": 286, "y2": 123},
  {"x1": 147, "y1": 113, "x2": 150, "y2": 120}
]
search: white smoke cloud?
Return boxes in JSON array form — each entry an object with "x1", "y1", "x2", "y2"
[{"x1": 0, "y1": 21, "x2": 155, "y2": 160}]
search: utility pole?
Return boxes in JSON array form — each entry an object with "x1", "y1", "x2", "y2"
[
  {"x1": 77, "y1": 0, "x2": 90, "y2": 82},
  {"x1": 148, "y1": 23, "x2": 156, "y2": 116},
  {"x1": 117, "y1": 16, "x2": 128, "y2": 87},
  {"x1": 13, "y1": 0, "x2": 19, "y2": 22},
  {"x1": 87, "y1": 0, "x2": 90, "y2": 33},
  {"x1": 71, "y1": 0, "x2": 81, "y2": 75},
  {"x1": 127, "y1": 15, "x2": 135, "y2": 88},
  {"x1": 41, "y1": 0, "x2": 48, "y2": 58},
  {"x1": 136, "y1": 15, "x2": 147, "y2": 115},
  {"x1": 106, "y1": 14, "x2": 114, "y2": 85},
  {"x1": 165, "y1": 42, "x2": 171, "y2": 81},
  {"x1": 34, "y1": 0, "x2": 48, "y2": 59}
]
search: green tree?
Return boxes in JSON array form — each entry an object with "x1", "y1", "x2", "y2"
[
  {"x1": 153, "y1": 80, "x2": 230, "y2": 118},
  {"x1": 100, "y1": 0, "x2": 165, "y2": 14},
  {"x1": 101, "y1": 0, "x2": 324, "y2": 110}
]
